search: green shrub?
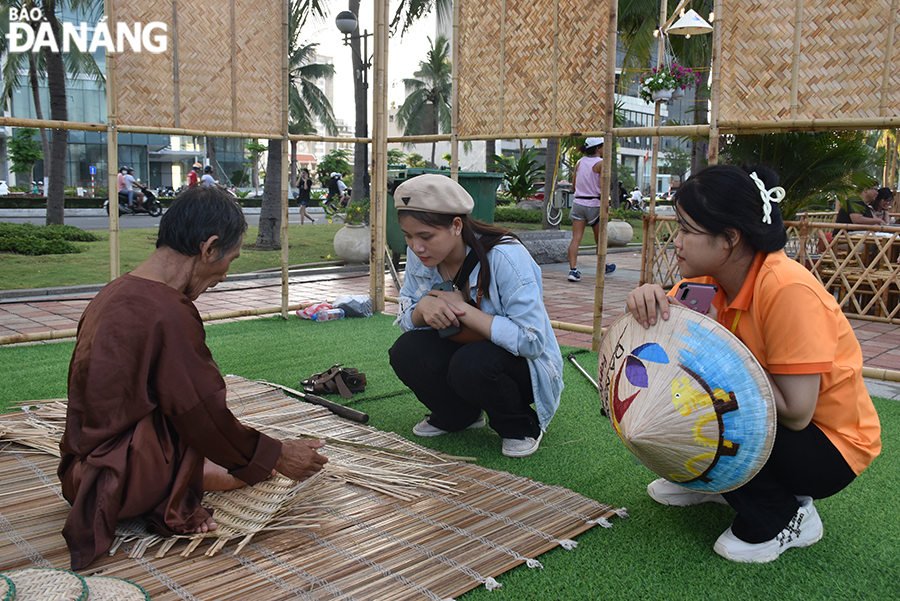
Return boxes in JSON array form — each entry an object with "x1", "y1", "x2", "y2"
[
  {"x1": 0, "y1": 222, "x2": 99, "y2": 255},
  {"x1": 493, "y1": 206, "x2": 573, "y2": 226}
]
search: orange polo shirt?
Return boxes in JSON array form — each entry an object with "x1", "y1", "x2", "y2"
[{"x1": 670, "y1": 250, "x2": 881, "y2": 475}]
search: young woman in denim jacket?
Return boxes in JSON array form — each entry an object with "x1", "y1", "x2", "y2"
[{"x1": 389, "y1": 174, "x2": 564, "y2": 458}]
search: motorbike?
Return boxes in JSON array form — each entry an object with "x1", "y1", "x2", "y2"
[{"x1": 104, "y1": 185, "x2": 163, "y2": 217}]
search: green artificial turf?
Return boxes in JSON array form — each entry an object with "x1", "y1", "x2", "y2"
[{"x1": 0, "y1": 314, "x2": 897, "y2": 599}]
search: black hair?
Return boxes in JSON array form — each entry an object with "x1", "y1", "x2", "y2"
[
  {"x1": 873, "y1": 187, "x2": 894, "y2": 208},
  {"x1": 673, "y1": 164, "x2": 787, "y2": 253},
  {"x1": 397, "y1": 210, "x2": 520, "y2": 297},
  {"x1": 577, "y1": 142, "x2": 602, "y2": 156},
  {"x1": 204, "y1": 165, "x2": 213, "y2": 173},
  {"x1": 157, "y1": 186, "x2": 247, "y2": 258},
  {"x1": 301, "y1": 168, "x2": 310, "y2": 175}
]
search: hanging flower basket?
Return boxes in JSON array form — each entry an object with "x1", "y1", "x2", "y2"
[
  {"x1": 651, "y1": 89, "x2": 673, "y2": 103},
  {"x1": 669, "y1": 62, "x2": 702, "y2": 94},
  {"x1": 671, "y1": 87, "x2": 685, "y2": 100},
  {"x1": 639, "y1": 68, "x2": 678, "y2": 104}
]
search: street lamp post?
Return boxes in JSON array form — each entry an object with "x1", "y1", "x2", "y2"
[{"x1": 336, "y1": 10, "x2": 373, "y2": 204}]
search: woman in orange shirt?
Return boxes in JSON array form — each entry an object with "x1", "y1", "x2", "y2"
[{"x1": 626, "y1": 165, "x2": 881, "y2": 563}]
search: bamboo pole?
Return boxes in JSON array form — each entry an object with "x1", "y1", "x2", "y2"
[
  {"x1": 880, "y1": 0, "x2": 900, "y2": 118},
  {"x1": 708, "y1": 0, "x2": 724, "y2": 164},
  {"x1": 369, "y1": 0, "x2": 389, "y2": 313},
  {"x1": 171, "y1": 0, "x2": 180, "y2": 127},
  {"x1": 591, "y1": 0, "x2": 618, "y2": 353},
  {"x1": 643, "y1": 0, "x2": 668, "y2": 287},
  {"x1": 280, "y1": 0, "x2": 290, "y2": 319},
  {"x1": 715, "y1": 116, "x2": 900, "y2": 134},
  {"x1": 789, "y1": 0, "x2": 804, "y2": 119},
  {"x1": 106, "y1": 0, "x2": 120, "y2": 281},
  {"x1": 450, "y1": 0, "x2": 460, "y2": 180},
  {"x1": 0, "y1": 303, "x2": 317, "y2": 347}
]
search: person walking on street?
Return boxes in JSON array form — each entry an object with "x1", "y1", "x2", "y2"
[
  {"x1": 567, "y1": 138, "x2": 615, "y2": 282},
  {"x1": 298, "y1": 168, "x2": 314, "y2": 225}
]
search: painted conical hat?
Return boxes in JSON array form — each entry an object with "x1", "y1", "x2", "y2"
[{"x1": 598, "y1": 304, "x2": 776, "y2": 493}]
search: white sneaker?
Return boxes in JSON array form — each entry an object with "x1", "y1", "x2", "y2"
[
  {"x1": 713, "y1": 496, "x2": 823, "y2": 563},
  {"x1": 567, "y1": 269, "x2": 581, "y2": 282},
  {"x1": 412, "y1": 413, "x2": 486, "y2": 437},
  {"x1": 647, "y1": 478, "x2": 728, "y2": 506},
  {"x1": 501, "y1": 431, "x2": 543, "y2": 458}
]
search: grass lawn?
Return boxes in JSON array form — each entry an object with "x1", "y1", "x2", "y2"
[
  {"x1": 0, "y1": 218, "x2": 643, "y2": 291},
  {"x1": 0, "y1": 314, "x2": 896, "y2": 600}
]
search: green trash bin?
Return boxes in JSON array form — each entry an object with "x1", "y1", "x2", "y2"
[{"x1": 386, "y1": 168, "x2": 503, "y2": 258}]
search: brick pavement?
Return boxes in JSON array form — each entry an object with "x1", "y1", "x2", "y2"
[{"x1": 2, "y1": 248, "x2": 900, "y2": 378}]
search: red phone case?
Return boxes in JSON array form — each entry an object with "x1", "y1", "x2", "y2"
[{"x1": 676, "y1": 282, "x2": 718, "y2": 314}]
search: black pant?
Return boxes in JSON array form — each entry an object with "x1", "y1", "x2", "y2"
[
  {"x1": 389, "y1": 329, "x2": 540, "y2": 439},
  {"x1": 723, "y1": 421, "x2": 856, "y2": 543}
]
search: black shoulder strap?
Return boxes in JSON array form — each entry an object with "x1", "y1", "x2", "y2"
[{"x1": 452, "y1": 250, "x2": 480, "y2": 290}]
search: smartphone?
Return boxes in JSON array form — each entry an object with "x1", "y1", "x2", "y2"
[
  {"x1": 431, "y1": 280, "x2": 461, "y2": 337},
  {"x1": 676, "y1": 282, "x2": 718, "y2": 315}
]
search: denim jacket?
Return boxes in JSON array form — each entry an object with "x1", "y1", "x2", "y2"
[{"x1": 396, "y1": 239, "x2": 564, "y2": 430}]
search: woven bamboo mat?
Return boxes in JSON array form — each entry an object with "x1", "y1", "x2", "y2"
[{"x1": 0, "y1": 376, "x2": 623, "y2": 600}]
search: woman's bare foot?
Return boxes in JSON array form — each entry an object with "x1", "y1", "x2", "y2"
[
  {"x1": 193, "y1": 515, "x2": 218, "y2": 534},
  {"x1": 203, "y1": 459, "x2": 248, "y2": 492}
]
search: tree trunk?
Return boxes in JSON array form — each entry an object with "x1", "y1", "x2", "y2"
[
  {"x1": 350, "y1": 0, "x2": 367, "y2": 205},
  {"x1": 43, "y1": 0, "x2": 67, "y2": 225},
  {"x1": 256, "y1": 139, "x2": 282, "y2": 250},
  {"x1": 290, "y1": 140, "x2": 298, "y2": 188},
  {"x1": 252, "y1": 153, "x2": 260, "y2": 194},
  {"x1": 542, "y1": 137, "x2": 559, "y2": 230},
  {"x1": 691, "y1": 88, "x2": 711, "y2": 175},
  {"x1": 206, "y1": 136, "x2": 217, "y2": 178},
  {"x1": 485, "y1": 140, "x2": 496, "y2": 171},
  {"x1": 609, "y1": 141, "x2": 620, "y2": 210},
  {"x1": 28, "y1": 54, "x2": 50, "y2": 190}
]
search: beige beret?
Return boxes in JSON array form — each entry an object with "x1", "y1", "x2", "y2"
[{"x1": 392, "y1": 174, "x2": 474, "y2": 215}]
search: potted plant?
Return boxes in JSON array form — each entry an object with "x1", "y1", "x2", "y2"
[
  {"x1": 639, "y1": 68, "x2": 678, "y2": 104},
  {"x1": 333, "y1": 198, "x2": 371, "y2": 264},
  {"x1": 669, "y1": 62, "x2": 702, "y2": 99}
]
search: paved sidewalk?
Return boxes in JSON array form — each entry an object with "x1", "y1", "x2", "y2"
[{"x1": 2, "y1": 246, "x2": 900, "y2": 396}]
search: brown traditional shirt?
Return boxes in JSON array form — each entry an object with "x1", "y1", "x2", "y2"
[{"x1": 59, "y1": 273, "x2": 282, "y2": 569}]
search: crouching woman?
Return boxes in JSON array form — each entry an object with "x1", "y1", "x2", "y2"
[{"x1": 389, "y1": 174, "x2": 563, "y2": 458}]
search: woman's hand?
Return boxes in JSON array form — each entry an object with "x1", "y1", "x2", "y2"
[
  {"x1": 414, "y1": 290, "x2": 468, "y2": 330},
  {"x1": 626, "y1": 284, "x2": 671, "y2": 329}
]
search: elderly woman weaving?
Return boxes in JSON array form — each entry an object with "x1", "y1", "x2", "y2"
[{"x1": 59, "y1": 187, "x2": 328, "y2": 570}]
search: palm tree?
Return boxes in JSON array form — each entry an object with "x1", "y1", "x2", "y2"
[
  {"x1": 1, "y1": 0, "x2": 103, "y2": 223},
  {"x1": 719, "y1": 131, "x2": 884, "y2": 219},
  {"x1": 396, "y1": 35, "x2": 452, "y2": 168},
  {"x1": 876, "y1": 129, "x2": 899, "y2": 187},
  {"x1": 256, "y1": 0, "x2": 336, "y2": 250}
]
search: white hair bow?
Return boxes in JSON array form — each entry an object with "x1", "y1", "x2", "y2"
[{"x1": 749, "y1": 172, "x2": 786, "y2": 224}]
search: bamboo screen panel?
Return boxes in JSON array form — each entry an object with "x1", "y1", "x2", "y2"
[
  {"x1": 718, "y1": 0, "x2": 900, "y2": 121},
  {"x1": 457, "y1": 0, "x2": 610, "y2": 136},
  {"x1": 115, "y1": 0, "x2": 282, "y2": 135}
]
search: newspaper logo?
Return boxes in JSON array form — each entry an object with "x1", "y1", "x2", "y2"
[{"x1": 6, "y1": 9, "x2": 167, "y2": 54}]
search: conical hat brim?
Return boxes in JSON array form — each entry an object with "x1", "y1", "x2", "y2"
[{"x1": 598, "y1": 305, "x2": 776, "y2": 493}]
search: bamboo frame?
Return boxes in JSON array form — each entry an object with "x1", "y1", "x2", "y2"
[
  {"x1": 280, "y1": 0, "x2": 290, "y2": 319},
  {"x1": 106, "y1": 0, "x2": 121, "y2": 281},
  {"x1": 591, "y1": 0, "x2": 618, "y2": 353},
  {"x1": 369, "y1": 0, "x2": 389, "y2": 313}
]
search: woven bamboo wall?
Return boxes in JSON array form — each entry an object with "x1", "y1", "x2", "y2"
[
  {"x1": 718, "y1": 0, "x2": 900, "y2": 121},
  {"x1": 115, "y1": 0, "x2": 282, "y2": 135},
  {"x1": 457, "y1": 0, "x2": 610, "y2": 136}
]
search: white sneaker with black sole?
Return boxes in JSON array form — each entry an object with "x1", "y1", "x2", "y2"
[
  {"x1": 647, "y1": 478, "x2": 728, "y2": 506},
  {"x1": 713, "y1": 496, "x2": 823, "y2": 563},
  {"x1": 501, "y1": 431, "x2": 543, "y2": 458},
  {"x1": 412, "y1": 413, "x2": 486, "y2": 437}
]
